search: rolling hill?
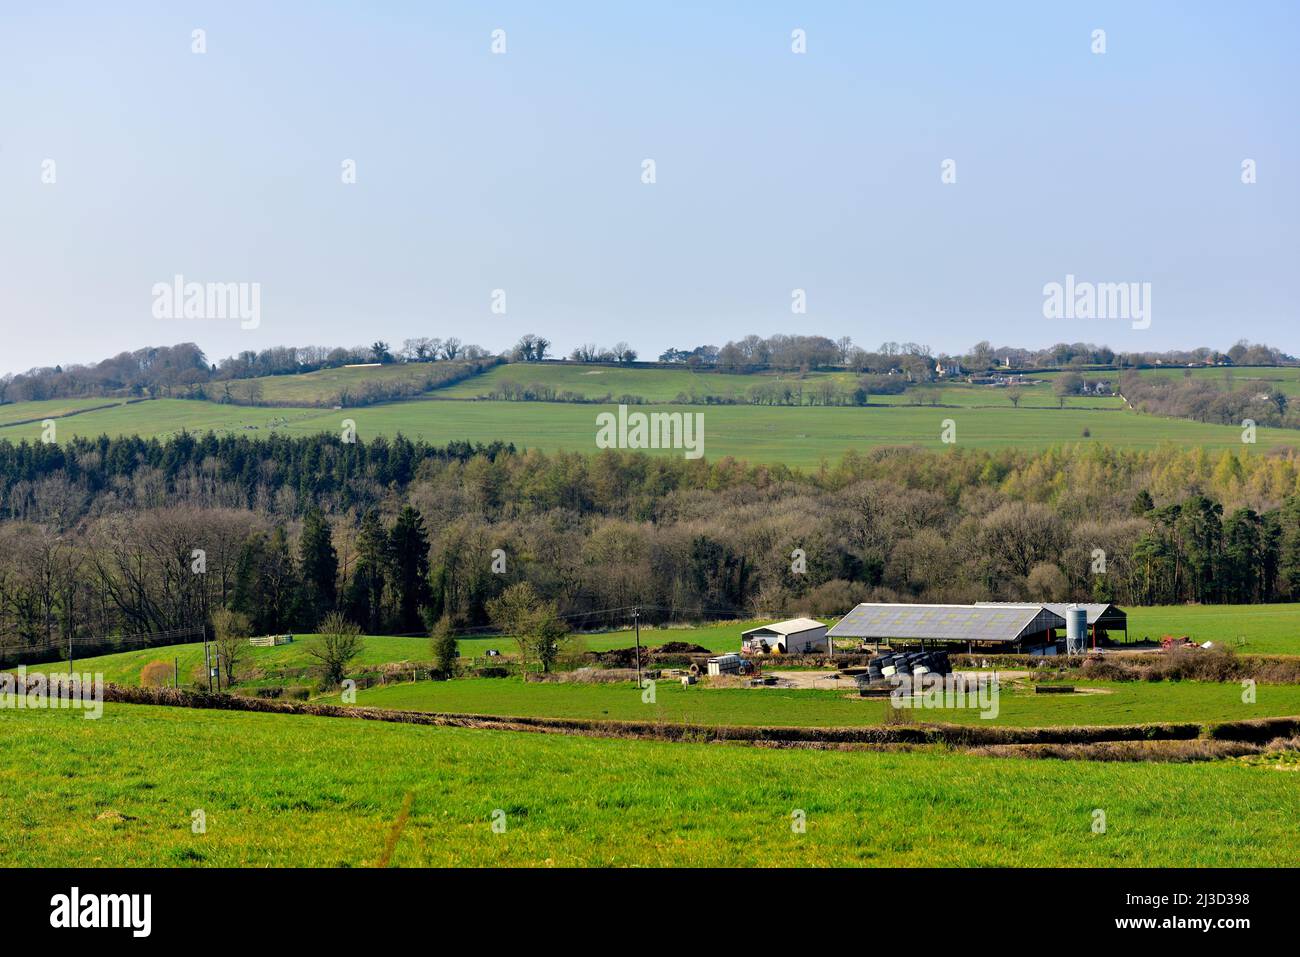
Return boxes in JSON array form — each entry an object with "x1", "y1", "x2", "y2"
[{"x1": 0, "y1": 363, "x2": 1296, "y2": 469}]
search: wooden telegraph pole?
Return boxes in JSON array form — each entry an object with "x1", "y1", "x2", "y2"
[{"x1": 633, "y1": 606, "x2": 642, "y2": 690}]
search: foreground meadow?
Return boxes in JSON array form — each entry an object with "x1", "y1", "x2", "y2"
[{"x1": 1, "y1": 705, "x2": 1295, "y2": 867}]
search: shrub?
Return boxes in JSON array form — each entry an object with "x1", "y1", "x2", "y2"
[
  {"x1": 430, "y1": 617, "x2": 458, "y2": 678},
  {"x1": 309, "y1": 612, "x2": 363, "y2": 687},
  {"x1": 140, "y1": 660, "x2": 174, "y2": 688}
]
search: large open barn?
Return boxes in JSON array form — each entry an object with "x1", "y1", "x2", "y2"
[{"x1": 827, "y1": 602, "x2": 1128, "y2": 653}]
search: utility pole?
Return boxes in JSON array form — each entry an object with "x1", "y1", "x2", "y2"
[
  {"x1": 203, "y1": 624, "x2": 213, "y2": 693},
  {"x1": 633, "y1": 606, "x2": 642, "y2": 690},
  {"x1": 68, "y1": 633, "x2": 73, "y2": 675}
]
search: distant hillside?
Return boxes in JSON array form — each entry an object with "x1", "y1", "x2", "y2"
[{"x1": 209, "y1": 358, "x2": 496, "y2": 408}]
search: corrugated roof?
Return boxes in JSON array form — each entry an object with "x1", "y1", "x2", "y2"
[
  {"x1": 741, "y1": 618, "x2": 825, "y2": 637},
  {"x1": 975, "y1": 602, "x2": 1124, "y2": 625},
  {"x1": 828, "y1": 603, "x2": 1063, "y2": 643}
]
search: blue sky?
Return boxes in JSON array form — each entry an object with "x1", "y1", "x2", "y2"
[{"x1": 1, "y1": 1, "x2": 1296, "y2": 374}]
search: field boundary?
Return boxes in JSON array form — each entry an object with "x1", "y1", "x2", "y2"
[
  {"x1": 100, "y1": 684, "x2": 1300, "y2": 751},
  {"x1": 0, "y1": 399, "x2": 130, "y2": 429}
]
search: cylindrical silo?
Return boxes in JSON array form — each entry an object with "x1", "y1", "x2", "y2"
[{"x1": 1066, "y1": 605, "x2": 1087, "y2": 654}]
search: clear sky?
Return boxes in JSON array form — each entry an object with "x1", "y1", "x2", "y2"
[{"x1": 1, "y1": 1, "x2": 1296, "y2": 374}]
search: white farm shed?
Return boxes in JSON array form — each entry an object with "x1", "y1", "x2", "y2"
[{"x1": 741, "y1": 618, "x2": 829, "y2": 655}]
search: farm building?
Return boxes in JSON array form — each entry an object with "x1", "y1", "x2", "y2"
[
  {"x1": 828, "y1": 603, "x2": 1066, "y2": 652},
  {"x1": 741, "y1": 618, "x2": 829, "y2": 655},
  {"x1": 975, "y1": 602, "x2": 1128, "y2": 646}
]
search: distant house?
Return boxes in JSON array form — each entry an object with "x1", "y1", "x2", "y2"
[
  {"x1": 741, "y1": 618, "x2": 829, "y2": 655},
  {"x1": 935, "y1": 359, "x2": 964, "y2": 377}
]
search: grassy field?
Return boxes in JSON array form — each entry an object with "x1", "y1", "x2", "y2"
[
  {"x1": 439, "y1": 363, "x2": 1124, "y2": 409},
  {"x1": 0, "y1": 396, "x2": 130, "y2": 426},
  {"x1": 3, "y1": 396, "x2": 1295, "y2": 468},
  {"x1": 41, "y1": 604, "x2": 1300, "y2": 694},
  {"x1": 0, "y1": 398, "x2": 334, "y2": 444},
  {"x1": 872, "y1": 381, "x2": 1124, "y2": 409},
  {"x1": 1, "y1": 704, "x2": 1295, "y2": 866},
  {"x1": 49, "y1": 621, "x2": 757, "y2": 689},
  {"x1": 1126, "y1": 604, "x2": 1300, "y2": 655},
  {"x1": 434, "y1": 362, "x2": 832, "y2": 403},
  {"x1": 217, "y1": 361, "x2": 479, "y2": 406},
  {"x1": 331, "y1": 676, "x2": 1300, "y2": 728},
  {"x1": 1091, "y1": 365, "x2": 1300, "y2": 396},
  {"x1": 53, "y1": 634, "x2": 431, "y2": 688}
]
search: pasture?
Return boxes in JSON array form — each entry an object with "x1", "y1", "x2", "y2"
[
  {"x1": 45, "y1": 604, "x2": 1300, "y2": 695},
  {"x1": 1, "y1": 704, "x2": 1295, "y2": 866},
  {"x1": 1093, "y1": 365, "x2": 1300, "y2": 396},
  {"x1": 1126, "y1": 604, "x2": 1300, "y2": 656},
  {"x1": 0, "y1": 396, "x2": 130, "y2": 427},
  {"x1": 216, "y1": 361, "x2": 481, "y2": 406},
  {"x1": 1, "y1": 396, "x2": 1294, "y2": 469},
  {"x1": 430, "y1": 362, "x2": 1123, "y2": 409},
  {"x1": 50, "y1": 621, "x2": 755, "y2": 689},
  {"x1": 434, "y1": 362, "x2": 825, "y2": 403},
  {"x1": 330, "y1": 676, "x2": 1300, "y2": 728}
]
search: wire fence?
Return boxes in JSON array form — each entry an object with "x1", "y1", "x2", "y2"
[
  {"x1": 0, "y1": 602, "x2": 758, "y2": 670},
  {"x1": 0, "y1": 625, "x2": 206, "y2": 669}
]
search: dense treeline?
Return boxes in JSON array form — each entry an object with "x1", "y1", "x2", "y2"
[
  {"x1": 3, "y1": 433, "x2": 1300, "y2": 659},
  {"x1": 1120, "y1": 370, "x2": 1295, "y2": 428},
  {"x1": 658, "y1": 336, "x2": 1295, "y2": 375},
  {"x1": 0, "y1": 339, "x2": 492, "y2": 404}
]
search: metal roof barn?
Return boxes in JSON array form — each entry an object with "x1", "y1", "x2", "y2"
[
  {"x1": 828, "y1": 603, "x2": 1065, "y2": 648},
  {"x1": 975, "y1": 602, "x2": 1128, "y2": 644},
  {"x1": 741, "y1": 618, "x2": 829, "y2": 655}
]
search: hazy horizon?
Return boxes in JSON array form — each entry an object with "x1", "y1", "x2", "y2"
[{"x1": 3, "y1": 1, "x2": 1296, "y2": 375}]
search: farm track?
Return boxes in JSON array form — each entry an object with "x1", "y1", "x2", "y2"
[{"x1": 101, "y1": 684, "x2": 1300, "y2": 758}]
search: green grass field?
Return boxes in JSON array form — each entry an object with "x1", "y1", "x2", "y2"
[
  {"x1": 50, "y1": 621, "x2": 757, "y2": 689},
  {"x1": 1090, "y1": 365, "x2": 1300, "y2": 396},
  {"x1": 42, "y1": 605, "x2": 1300, "y2": 695},
  {"x1": 3, "y1": 396, "x2": 1294, "y2": 468},
  {"x1": 0, "y1": 396, "x2": 130, "y2": 427},
  {"x1": 1126, "y1": 604, "x2": 1300, "y2": 656},
  {"x1": 218, "y1": 361, "x2": 478, "y2": 406},
  {"x1": 331, "y1": 676, "x2": 1300, "y2": 728},
  {"x1": 54, "y1": 634, "x2": 432, "y2": 688},
  {"x1": 2, "y1": 704, "x2": 1295, "y2": 866},
  {"x1": 435, "y1": 362, "x2": 829, "y2": 402},
  {"x1": 442, "y1": 364, "x2": 1124, "y2": 409}
]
